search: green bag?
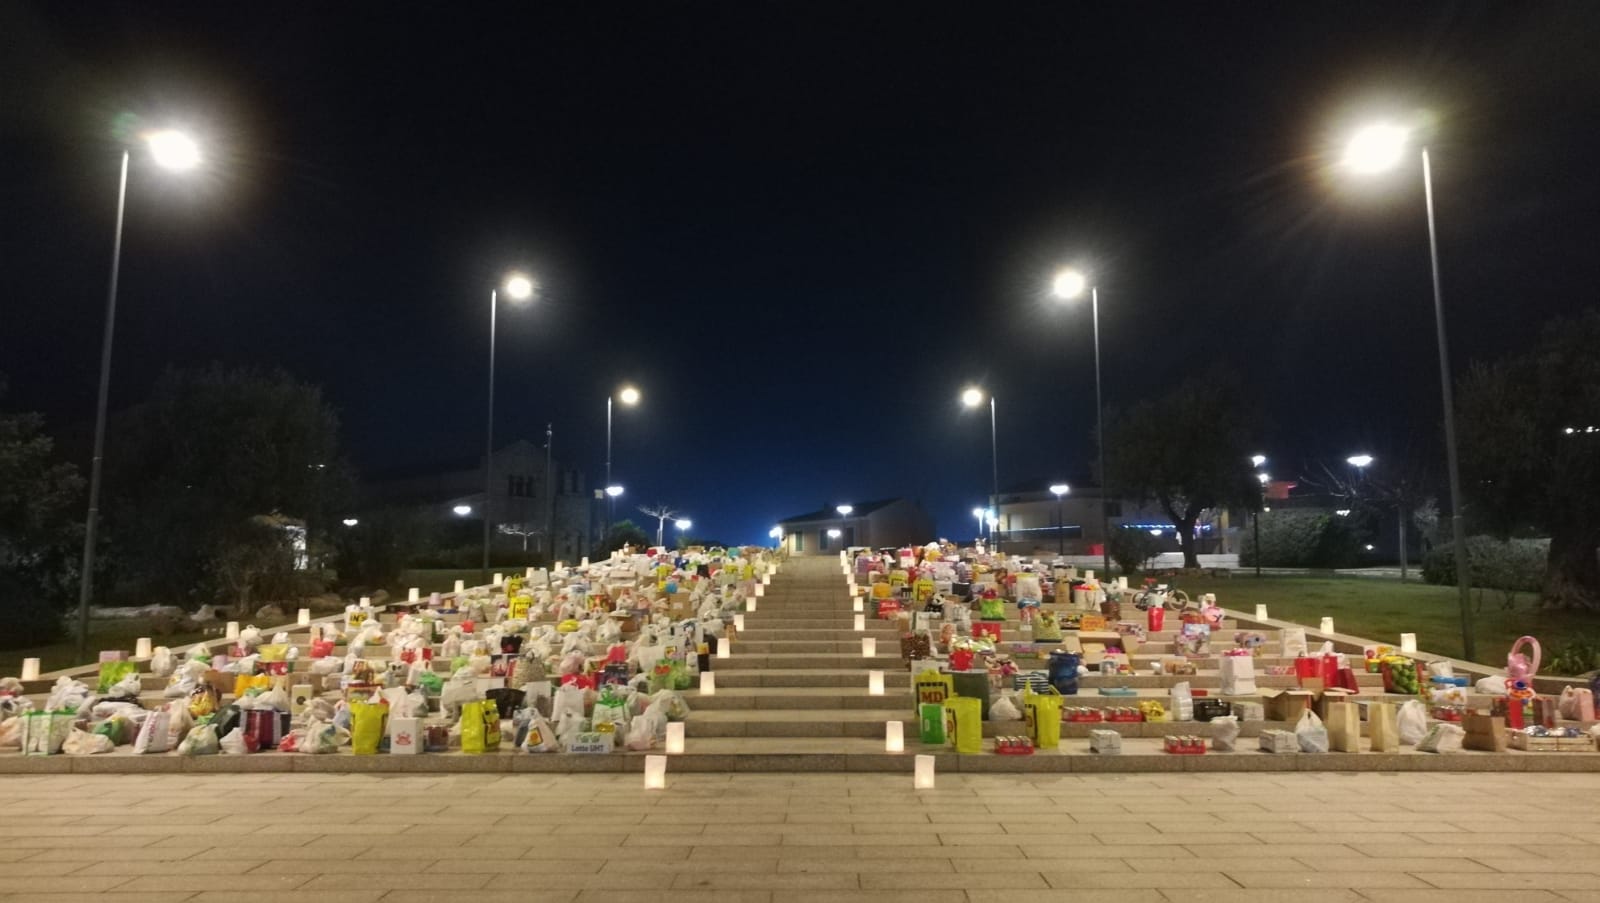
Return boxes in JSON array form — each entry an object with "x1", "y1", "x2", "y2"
[
  {"x1": 97, "y1": 660, "x2": 138, "y2": 694},
  {"x1": 93, "y1": 716, "x2": 134, "y2": 746},
  {"x1": 918, "y1": 702, "x2": 947, "y2": 745},
  {"x1": 980, "y1": 597, "x2": 1006, "y2": 620},
  {"x1": 416, "y1": 670, "x2": 444, "y2": 695},
  {"x1": 1033, "y1": 609, "x2": 1063, "y2": 642}
]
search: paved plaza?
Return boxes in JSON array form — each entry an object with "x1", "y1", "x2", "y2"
[{"x1": 1, "y1": 771, "x2": 1598, "y2": 902}]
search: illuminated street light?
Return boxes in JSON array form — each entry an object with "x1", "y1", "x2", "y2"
[
  {"x1": 342, "y1": 518, "x2": 359, "y2": 527},
  {"x1": 1250, "y1": 454, "x2": 1267, "y2": 468},
  {"x1": 606, "y1": 385, "x2": 643, "y2": 541},
  {"x1": 504, "y1": 273, "x2": 535, "y2": 301},
  {"x1": 959, "y1": 387, "x2": 1001, "y2": 550},
  {"x1": 1049, "y1": 266, "x2": 1111, "y2": 575},
  {"x1": 1257, "y1": 472, "x2": 1271, "y2": 485},
  {"x1": 1049, "y1": 484, "x2": 1070, "y2": 555},
  {"x1": 836, "y1": 505, "x2": 853, "y2": 516},
  {"x1": 676, "y1": 519, "x2": 691, "y2": 531},
  {"x1": 827, "y1": 529, "x2": 842, "y2": 539},
  {"x1": 453, "y1": 504, "x2": 473, "y2": 516},
  {"x1": 618, "y1": 386, "x2": 640, "y2": 406},
  {"x1": 1346, "y1": 454, "x2": 1374, "y2": 468},
  {"x1": 77, "y1": 124, "x2": 204, "y2": 658},
  {"x1": 606, "y1": 485, "x2": 624, "y2": 498},
  {"x1": 1336, "y1": 112, "x2": 1473, "y2": 658},
  {"x1": 481, "y1": 270, "x2": 537, "y2": 582}
]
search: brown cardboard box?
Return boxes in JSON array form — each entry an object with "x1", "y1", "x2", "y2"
[
  {"x1": 1462, "y1": 713, "x2": 1507, "y2": 752},
  {"x1": 1326, "y1": 701, "x2": 1362, "y2": 752},
  {"x1": 1314, "y1": 688, "x2": 1357, "y2": 720},
  {"x1": 1265, "y1": 689, "x2": 1316, "y2": 723}
]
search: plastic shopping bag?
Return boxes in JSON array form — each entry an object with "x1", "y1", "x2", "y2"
[
  {"x1": 1397, "y1": 699, "x2": 1428, "y2": 746},
  {"x1": 96, "y1": 660, "x2": 138, "y2": 694},
  {"x1": 176, "y1": 724, "x2": 221, "y2": 756},
  {"x1": 1416, "y1": 721, "x2": 1464, "y2": 754},
  {"x1": 349, "y1": 700, "x2": 389, "y2": 755},
  {"x1": 943, "y1": 696, "x2": 983, "y2": 754},
  {"x1": 63, "y1": 728, "x2": 114, "y2": 755},
  {"x1": 460, "y1": 699, "x2": 501, "y2": 754},
  {"x1": 1211, "y1": 715, "x2": 1241, "y2": 752},
  {"x1": 1295, "y1": 709, "x2": 1329, "y2": 753}
]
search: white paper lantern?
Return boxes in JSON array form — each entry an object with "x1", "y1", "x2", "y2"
[
  {"x1": 914, "y1": 754, "x2": 936, "y2": 789},
  {"x1": 1085, "y1": 569, "x2": 1095, "y2": 581},
  {"x1": 135, "y1": 637, "x2": 152, "y2": 658},
  {"x1": 699, "y1": 672, "x2": 716, "y2": 695},
  {"x1": 746, "y1": 599, "x2": 757, "y2": 612},
  {"x1": 1320, "y1": 617, "x2": 1335, "y2": 634},
  {"x1": 225, "y1": 621, "x2": 240, "y2": 640},
  {"x1": 1254, "y1": 604, "x2": 1269, "y2": 621},
  {"x1": 854, "y1": 614, "x2": 866, "y2": 631},
  {"x1": 885, "y1": 721, "x2": 904, "y2": 753},
  {"x1": 408, "y1": 587, "x2": 420, "y2": 603},
  {"x1": 762, "y1": 574, "x2": 771, "y2": 585},
  {"x1": 525, "y1": 566, "x2": 535, "y2": 579},
  {"x1": 1117, "y1": 576, "x2": 1129, "y2": 590},
  {"x1": 297, "y1": 608, "x2": 312, "y2": 626},
  {"x1": 453, "y1": 579, "x2": 465, "y2": 594},
  {"x1": 359, "y1": 596, "x2": 372, "y2": 608},
  {"x1": 869, "y1": 670, "x2": 885, "y2": 695},
  {"x1": 21, "y1": 658, "x2": 40, "y2": 681},
  {"x1": 665, "y1": 722, "x2": 685, "y2": 754},
  {"x1": 580, "y1": 557, "x2": 590, "y2": 568},
  {"x1": 644, "y1": 755, "x2": 667, "y2": 789},
  {"x1": 754, "y1": 584, "x2": 765, "y2": 597},
  {"x1": 734, "y1": 614, "x2": 745, "y2": 631},
  {"x1": 853, "y1": 598, "x2": 864, "y2": 612},
  {"x1": 862, "y1": 637, "x2": 876, "y2": 657},
  {"x1": 716, "y1": 641, "x2": 730, "y2": 660},
  {"x1": 1400, "y1": 633, "x2": 1418, "y2": 654}
]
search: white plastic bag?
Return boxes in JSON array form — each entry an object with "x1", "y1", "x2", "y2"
[
  {"x1": 45, "y1": 677, "x2": 91, "y2": 713},
  {"x1": 1171, "y1": 681, "x2": 1194, "y2": 722},
  {"x1": 107, "y1": 673, "x2": 143, "y2": 699},
  {"x1": 1295, "y1": 709, "x2": 1329, "y2": 753},
  {"x1": 989, "y1": 693, "x2": 1022, "y2": 722},
  {"x1": 219, "y1": 727, "x2": 251, "y2": 755},
  {"x1": 1475, "y1": 676, "x2": 1507, "y2": 695},
  {"x1": 63, "y1": 728, "x2": 114, "y2": 755},
  {"x1": 1416, "y1": 721, "x2": 1464, "y2": 754},
  {"x1": 0, "y1": 717, "x2": 21, "y2": 749},
  {"x1": 150, "y1": 646, "x2": 175, "y2": 678},
  {"x1": 1211, "y1": 715, "x2": 1240, "y2": 752},
  {"x1": 521, "y1": 713, "x2": 560, "y2": 752},
  {"x1": 551, "y1": 683, "x2": 586, "y2": 724},
  {"x1": 132, "y1": 709, "x2": 171, "y2": 754},
  {"x1": 1397, "y1": 699, "x2": 1428, "y2": 746},
  {"x1": 164, "y1": 700, "x2": 193, "y2": 746},
  {"x1": 176, "y1": 724, "x2": 220, "y2": 756}
]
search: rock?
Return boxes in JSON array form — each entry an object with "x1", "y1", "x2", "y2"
[{"x1": 254, "y1": 605, "x2": 287, "y2": 623}]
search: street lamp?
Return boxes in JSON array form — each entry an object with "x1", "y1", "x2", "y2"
[
  {"x1": 453, "y1": 504, "x2": 473, "y2": 516},
  {"x1": 1051, "y1": 268, "x2": 1111, "y2": 576},
  {"x1": 1250, "y1": 454, "x2": 1267, "y2": 468},
  {"x1": 972, "y1": 507, "x2": 986, "y2": 544},
  {"x1": 834, "y1": 504, "x2": 853, "y2": 551},
  {"x1": 1049, "y1": 484, "x2": 1071, "y2": 555},
  {"x1": 481, "y1": 271, "x2": 537, "y2": 583},
  {"x1": 1346, "y1": 454, "x2": 1374, "y2": 469},
  {"x1": 961, "y1": 388, "x2": 1001, "y2": 552},
  {"x1": 606, "y1": 485, "x2": 624, "y2": 498},
  {"x1": 1253, "y1": 466, "x2": 1270, "y2": 578},
  {"x1": 1338, "y1": 115, "x2": 1474, "y2": 659},
  {"x1": 606, "y1": 385, "x2": 641, "y2": 541},
  {"x1": 769, "y1": 526, "x2": 783, "y2": 546},
  {"x1": 342, "y1": 518, "x2": 359, "y2": 527},
  {"x1": 675, "y1": 519, "x2": 691, "y2": 543},
  {"x1": 76, "y1": 127, "x2": 202, "y2": 658}
]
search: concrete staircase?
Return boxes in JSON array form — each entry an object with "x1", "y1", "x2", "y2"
[{"x1": 686, "y1": 556, "x2": 911, "y2": 749}]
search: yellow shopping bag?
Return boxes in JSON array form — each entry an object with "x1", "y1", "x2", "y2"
[
  {"x1": 1023, "y1": 686, "x2": 1063, "y2": 750},
  {"x1": 913, "y1": 671, "x2": 954, "y2": 715},
  {"x1": 233, "y1": 674, "x2": 272, "y2": 698},
  {"x1": 349, "y1": 700, "x2": 388, "y2": 755},
  {"x1": 460, "y1": 699, "x2": 502, "y2": 754},
  {"x1": 943, "y1": 696, "x2": 983, "y2": 754}
]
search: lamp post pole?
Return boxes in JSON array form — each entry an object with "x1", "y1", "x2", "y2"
[
  {"x1": 1091, "y1": 287, "x2": 1110, "y2": 576},
  {"x1": 605, "y1": 395, "x2": 613, "y2": 542},
  {"x1": 988, "y1": 396, "x2": 999, "y2": 552},
  {"x1": 482, "y1": 288, "x2": 499, "y2": 584}
]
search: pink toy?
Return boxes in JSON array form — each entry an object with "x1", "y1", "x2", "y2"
[{"x1": 1506, "y1": 635, "x2": 1541, "y2": 691}]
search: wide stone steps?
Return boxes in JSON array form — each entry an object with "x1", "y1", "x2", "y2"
[
  {"x1": 711, "y1": 669, "x2": 914, "y2": 689},
  {"x1": 688, "y1": 688, "x2": 912, "y2": 711}
]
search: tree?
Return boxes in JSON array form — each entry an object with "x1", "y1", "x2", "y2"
[
  {"x1": 597, "y1": 518, "x2": 650, "y2": 556},
  {"x1": 1104, "y1": 371, "x2": 1262, "y2": 569},
  {"x1": 1108, "y1": 527, "x2": 1162, "y2": 576},
  {"x1": 1296, "y1": 444, "x2": 1438, "y2": 580},
  {"x1": 636, "y1": 504, "x2": 681, "y2": 548},
  {"x1": 103, "y1": 365, "x2": 351, "y2": 608},
  {"x1": 0, "y1": 377, "x2": 84, "y2": 646},
  {"x1": 1457, "y1": 310, "x2": 1600, "y2": 608}
]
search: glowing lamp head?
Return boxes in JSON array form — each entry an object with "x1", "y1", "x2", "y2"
[
  {"x1": 1342, "y1": 123, "x2": 1410, "y2": 174},
  {"x1": 1347, "y1": 455, "x2": 1374, "y2": 468},
  {"x1": 145, "y1": 130, "x2": 200, "y2": 171},
  {"x1": 961, "y1": 387, "x2": 985, "y2": 408},
  {"x1": 675, "y1": 519, "x2": 691, "y2": 530},
  {"x1": 341, "y1": 518, "x2": 359, "y2": 527},
  {"x1": 1049, "y1": 483, "x2": 1070, "y2": 497},
  {"x1": 452, "y1": 504, "x2": 473, "y2": 516},
  {"x1": 504, "y1": 273, "x2": 535, "y2": 301},
  {"x1": 768, "y1": 526, "x2": 782, "y2": 539},
  {"x1": 1250, "y1": 454, "x2": 1267, "y2": 467},
  {"x1": 618, "y1": 386, "x2": 641, "y2": 406},
  {"x1": 827, "y1": 528, "x2": 841, "y2": 538},
  {"x1": 1051, "y1": 268, "x2": 1088, "y2": 300},
  {"x1": 1257, "y1": 473, "x2": 1270, "y2": 485},
  {"x1": 836, "y1": 505, "x2": 853, "y2": 516},
  {"x1": 605, "y1": 485, "x2": 624, "y2": 498},
  {"x1": 972, "y1": 508, "x2": 985, "y2": 519}
]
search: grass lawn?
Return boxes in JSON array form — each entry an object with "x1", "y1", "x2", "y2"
[
  {"x1": 396, "y1": 568, "x2": 499, "y2": 595},
  {"x1": 0, "y1": 613, "x2": 303, "y2": 681},
  {"x1": 1171, "y1": 574, "x2": 1599, "y2": 670}
]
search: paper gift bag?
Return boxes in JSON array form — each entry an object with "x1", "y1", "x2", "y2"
[
  {"x1": 1326, "y1": 702, "x2": 1361, "y2": 752},
  {"x1": 1219, "y1": 654, "x2": 1257, "y2": 696},
  {"x1": 1281, "y1": 627, "x2": 1308, "y2": 658},
  {"x1": 388, "y1": 716, "x2": 421, "y2": 755},
  {"x1": 1367, "y1": 702, "x2": 1399, "y2": 752},
  {"x1": 913, "y1": 671, "x2": 954, "y2": 715}
]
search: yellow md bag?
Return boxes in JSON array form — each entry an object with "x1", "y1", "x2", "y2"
[
  {"x1": 943, "y1": 696, "x2": 983, "y2": 754},
  {"x1": 1023, "y1": 686, "x2": 1063, "y2": 750}
]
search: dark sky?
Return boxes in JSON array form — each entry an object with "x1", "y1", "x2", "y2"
[{"x1": 3, "y1": 3, "x2": 1598, "y2": 545}]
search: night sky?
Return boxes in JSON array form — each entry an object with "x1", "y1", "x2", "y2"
[{"x1": 4, "y1": 3, "x2": 1598, "y2": 545}]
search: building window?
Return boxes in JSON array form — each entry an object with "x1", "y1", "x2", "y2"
[{"x1": 1105, "y1": 501, "x2": 1123, "y2": 517}]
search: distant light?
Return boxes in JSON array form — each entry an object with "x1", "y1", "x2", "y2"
[
  {"x1": 1364, "y1": 544, "x2": 1376, "y2": 551},
  {"x1": 768, "y1": 526, "x2": 783, "y2": 539},
  {"x1": 1346, "y1": 455, "x2": 1374, "y2": 468},
  {"x1": 1051, "y1": 268, "x2": 1088, "y2": 300},
  {"x1": 618, "y1": 386, "x2": 641, "y2": 406},
  {"x1": 827, "y1": 528, "x2": 841, "y2": 538},
  {"x1": 1257, "y1": 473, "x2": 1270, "y2": 485},
  {"x1": 1049, "y1": 483, "x2": 1070, "y2": 497},
  {"x1": 961, "y1": 387, "x2": 985, "y2": 408},
  {"x1": 605, "y1": 485, "x2": 625, "y2": 498},
  {"x1": 308, "y1": 463, "x2": 326, "y2": 471},
  {"x1": 504, "y1": 273, "x2": 535, "y2": 301},
  {"x1": 145, "y1": 130, "x2": 200, "y2": 171},
  {"x1": 341, "y1": 518, "x2": 359, "y2": 527},
  {"x1": 836, "y1": 504, "x2": 854, "y2": 516},
  {"x1": 675, "y1": 519, "x2": 691, "y2": 530},
  {"x1": 1565, "y1": 427, "x2": 1577, "y2": 435},
  {"x1": 1343, "y1": 123, "x2": 1410, "y2": 174},
  {"x1": 1149, "y1": 528, "x2": 1163, "y2": 537},
  {"x1": 1250, "y1": 454, "x2": 1267, "y2": 468},
  {"x1": 453, "y1": 505, "x2": 473, "y2": 516},
  {"x1": 1335, "y1": 509, "x2": 1352, "y2": 517},
  {"x1": 972, "y1": 508, "x2": 985, "y2": 518},
  {"x1": 1263, "y1": 506, "x2": 1272, "y2": 513}
]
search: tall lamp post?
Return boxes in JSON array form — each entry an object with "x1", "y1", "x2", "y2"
[
  {"x1": 1339, "y1": 119, "x2": 1474, "y2": 660},
  {"x1": 605, "y1": 386, "x2": 640, "y2": 542},
  {"x1": 1049, "y1": 484, "x2": 1071, "y2": 556},
  {"x1": 1250, "y1": 454, "x2": 1268, "y2": 578},
  {"x1": 76, "y1": 128, "x2": 202, "y2": 658},
  {"x1": 835, "y1": 505, "x2": 853, "y2": 552},
  {"x1": 482, "y1": 272, "x2": 536, "y2": 583},
  {"x1": 971, "y1": 507, "x2": 987, "y2": 547},
  {"x1": 1051, "y1": 269, "x2": 1111, "y2": 576},
  {"x1": 961, "y1": 388, "x2": 1001, "y2": 552}
]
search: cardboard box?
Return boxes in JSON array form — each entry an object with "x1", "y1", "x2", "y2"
[
  {"x1": 1260, "y1": 729, "x2": 1297, "y2": 753},
  {"x1": 1314, "y1": 688, "x2": 1357, "y2": 720},
  {"x1": 1088, "y1": 728, "x2": 1122, "y2": 754},
  {"x1": 1264, "y1": 689, "x2": 1316, "y2": 723},
  {"x1": 1462, "y1": 713, "x2": 1506, "y2": 753}
]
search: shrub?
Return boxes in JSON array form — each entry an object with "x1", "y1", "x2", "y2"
[
  {"x1": 0, "y1": 572, "x2": 65, "y2": 650},
  {"x1": 1108, "y1": 528, "x2": 1162, "y2": 576},
  {"x1": 1421, "y1": 535, "x2": 1547, "y2": 598},
  {"x1": 1548, "y1": 635, "x2": 1600, "y2": 677},
  {"x1": 1239, "y1": 509, "x2": 1365, "y2": 568}
]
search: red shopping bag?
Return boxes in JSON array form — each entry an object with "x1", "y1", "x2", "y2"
[
  {"x1": 971, "y1": 621, "x2": 1003, "y2": 642},
  {"x1": 243, "y1": 709, "x2": 283, "y2": 750},
  {"x1": 310, "y1": 640, "x2": 335, "y2": 659}
]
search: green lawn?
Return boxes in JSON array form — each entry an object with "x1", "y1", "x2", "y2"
[
  {"x1": 0, "y1": 618, "x2": 214, "y2": 680},
  {"x1": 1170, "y1": 575, "x2": 1599, "y2": 669}
]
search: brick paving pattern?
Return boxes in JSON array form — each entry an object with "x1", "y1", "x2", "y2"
[{"x1": 1, "y1": 771, "x2": 1597, "y2": 901}]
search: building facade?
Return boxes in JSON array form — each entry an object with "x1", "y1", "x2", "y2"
[
  {"x1": 777, "y1": 498, "x2": 936, "y2": 554},
  {"x1": 989, "y1": 485, "x2": 1233, "y2": 556}
]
